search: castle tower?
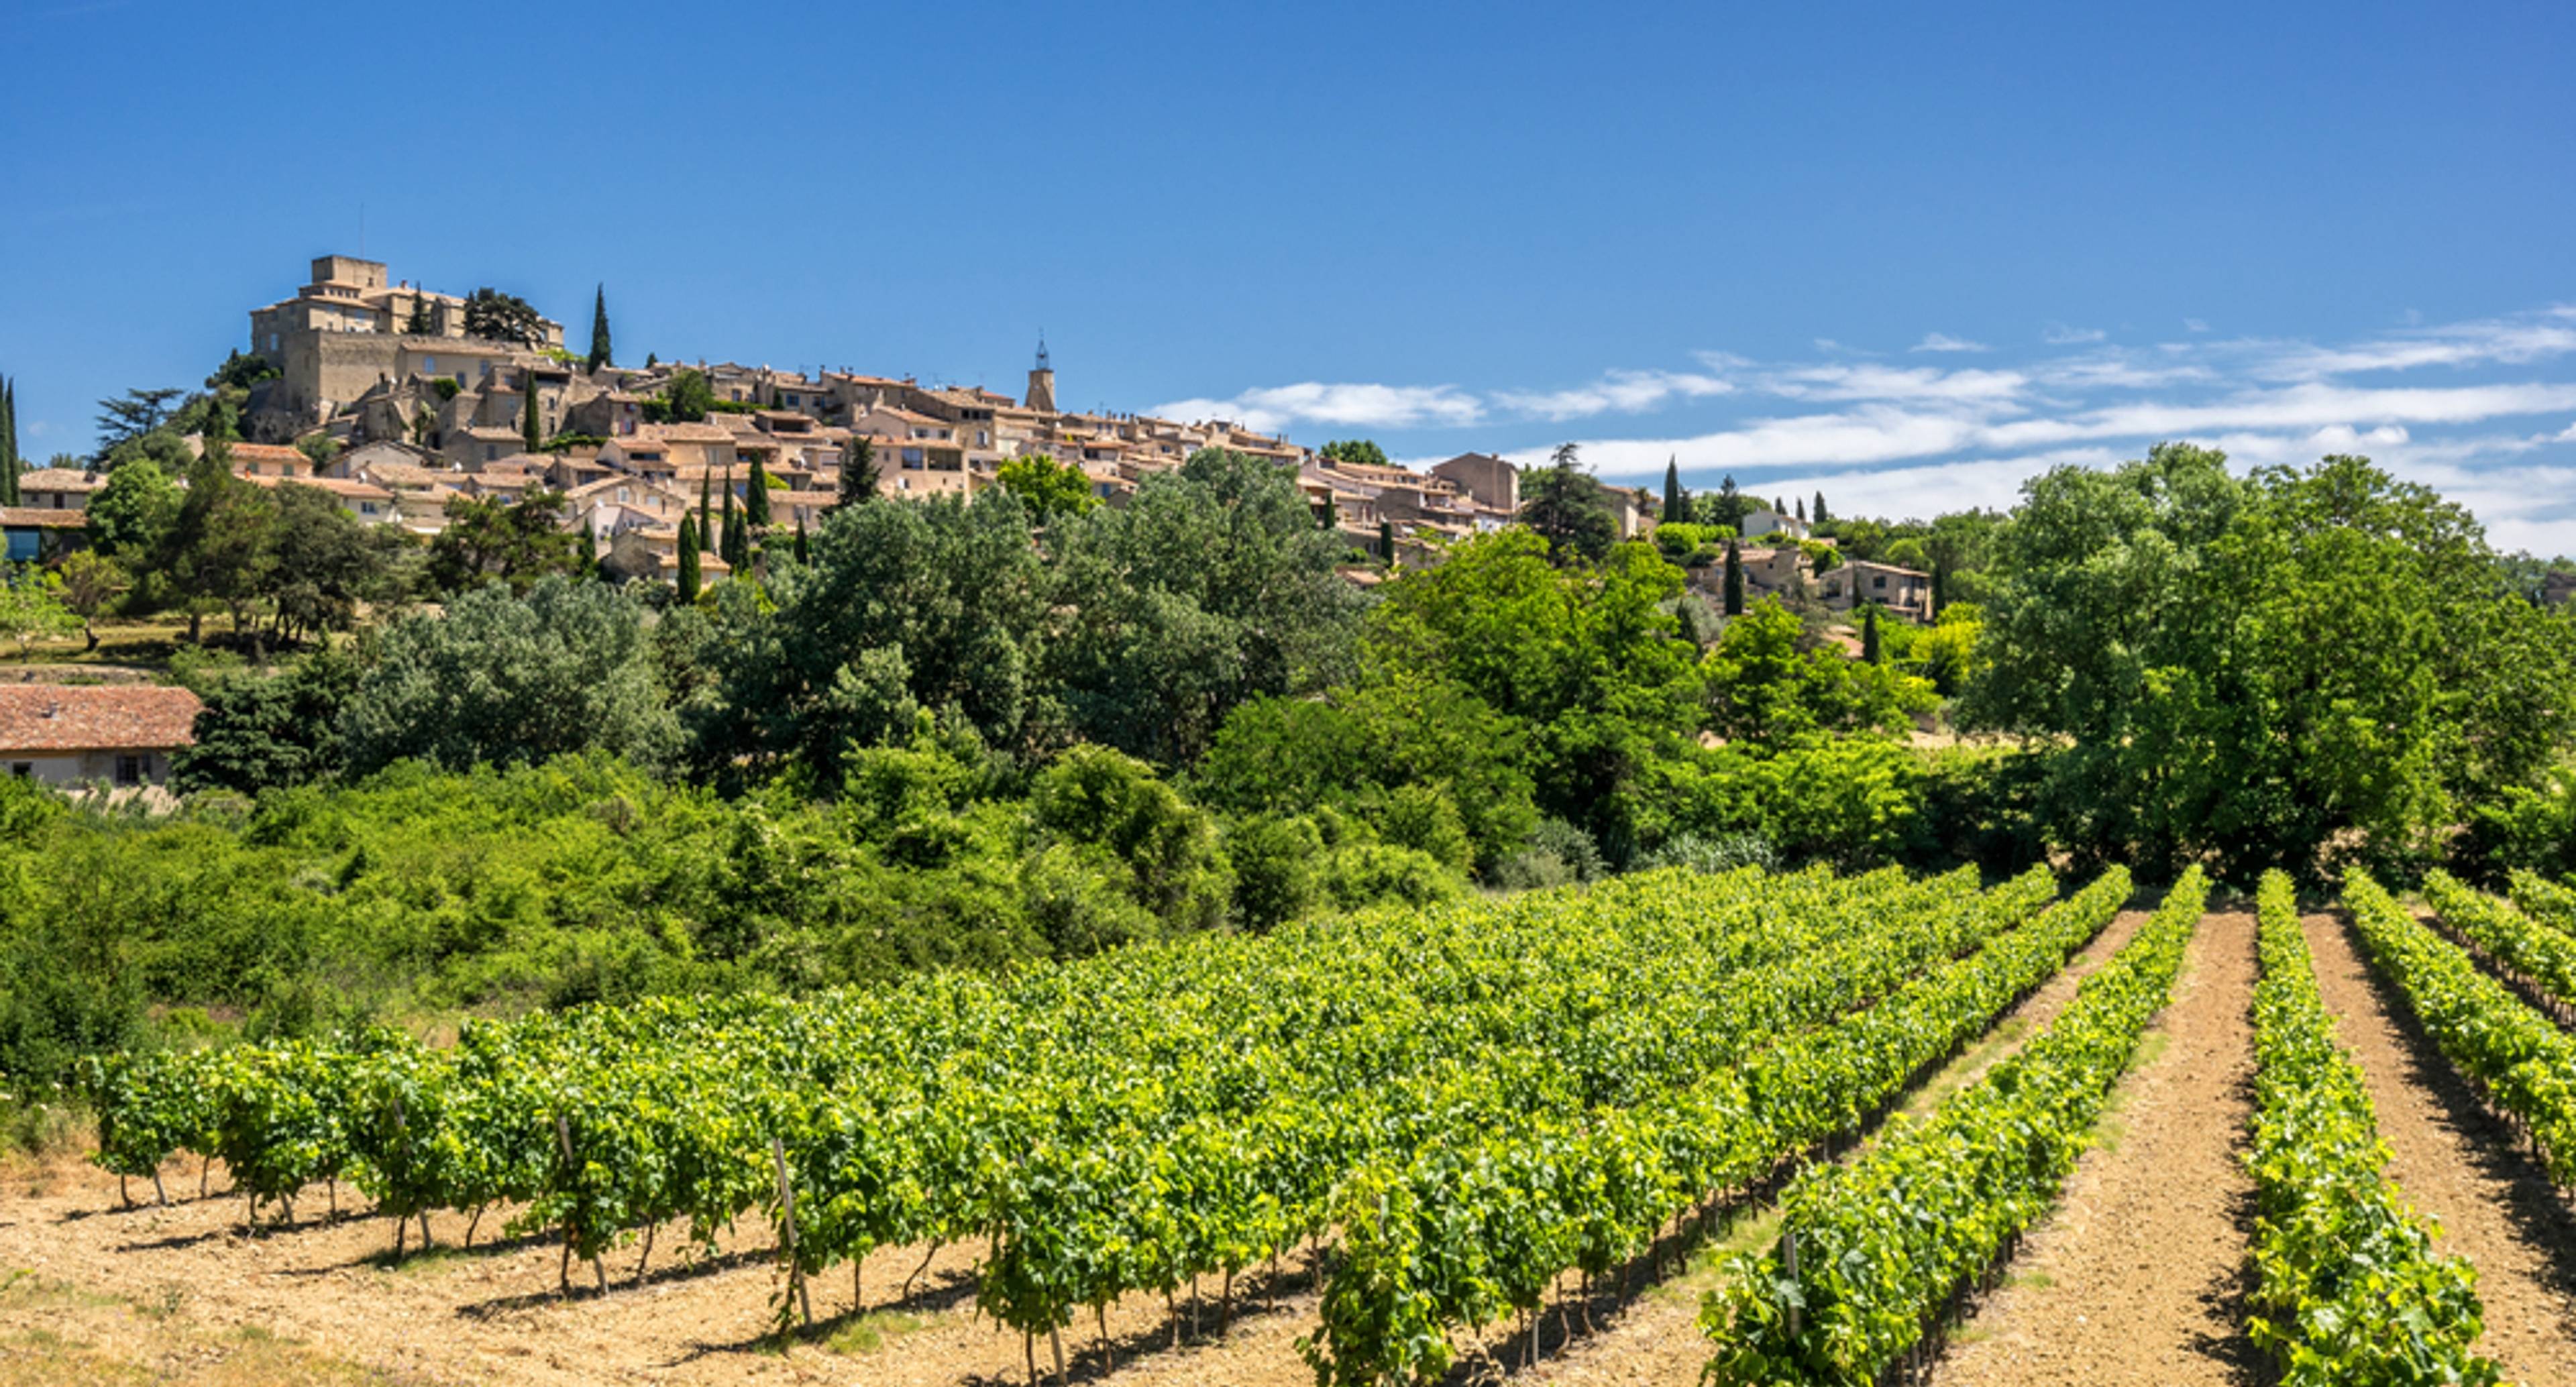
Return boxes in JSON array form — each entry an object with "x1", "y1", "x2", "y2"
[{"x1": 1026, "y1": 334, "x2": 1056, "y2": 413}]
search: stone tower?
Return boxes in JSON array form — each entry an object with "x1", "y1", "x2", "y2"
[{"x1": 1026, "y1": 335, "x2": 1056, "y2": 413}]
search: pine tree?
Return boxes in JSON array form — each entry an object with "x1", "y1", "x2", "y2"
[
  {"x1": 1723, "y1": 540, "x2": 1746, "y2": 616},
  {"x1": 1862, "y1": 605, "x2": 1882, "y2": 663},
  {"x1": 675, "y1": 516, "x2": 701, "y2": 601},
  {"x1": 1813, "y1": 490, "x2": 1830, "y2": 524},
  {"x1": 837, "y1": 437, "x2": 879, "y2": 506},
  {"x1": 521, "y1": 371, "x2": 542, "y2": 453},
  {"x1": 792, "y1": 514, "x2": 809, "y2": 565},
  {"x1": 1661, "y1": 455, "x2": 1687, "y2": 525},
  {"x1": 745, "y1": 459, "x2": 772, "y2": 527},
  {"x1": 588, "y1": 286, "x2": 612, "y2": 372}
]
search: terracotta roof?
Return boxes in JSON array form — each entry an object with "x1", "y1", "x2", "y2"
[
  {"x1": 0, "y1": 507, "x2": 91, "y2": 529},
  {"x1": 229, "y1": 443, "x2": 305, "y2": 463},
  {"x1": 16, "y1": 467, "x2": 99, "y2": 490},
  {"x1": 241, "y1": 476, "x2": 396, "y2": 500},
  {"x1": 0, "y1": 685, "x2": 203, "y2": 753}
]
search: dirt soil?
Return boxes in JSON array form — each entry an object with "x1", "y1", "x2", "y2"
[
  {"x1": 1931, "y1": 909, "x2": 2262, "y2": 1387},
  {"x1": 0, "y1": 905, "x2": 2188, "y2": 1387},
  {"x1": 2304, "y1": 911, "x2": 2576, "y2": 1386}
]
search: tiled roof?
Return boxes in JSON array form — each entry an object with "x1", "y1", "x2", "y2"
[
  {"x1": 0, "y1": 507, "x2": 91, "y2": 529},
  {"x1": 16, "y1": 467, "x2": 99, "y2": 490},
  {"x1": 229, "y1": 443, "x2": 306, "y2": 463},
  {"x1": 0, "y1": 685, "x2": 203, "y2": 753}
]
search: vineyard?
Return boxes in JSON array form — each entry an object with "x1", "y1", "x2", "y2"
[{"x1": 12, "y1": 862, "x2": 2576, "y2": 1386}]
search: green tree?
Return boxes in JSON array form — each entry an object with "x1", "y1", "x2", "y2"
[
  {"x1": 52, "y1": 550, "x2": 125, "y2": 650},
  {"x1": 1861, "y1": 604, "x2": 1882, "y2": 663},
  {"x1": 1722, "y1": 539, "x2": 1746, "y2": 616},
  {"x1": 1517, "y1": 443, "x2": 1618, "y2": 565},
  {"x1": 665, "y1": 369, "x2": 714, "y2": 424},
  {"x1": 1319, "y1": 439, "x2": 1389, "y2": 469},
  {"x1": 745, "y1": 459, "x2": 773, "y2": 529},
  {"x1": 1705, "y1": 598, "x2": 1932, "y2": 744},
  {"x1": 1, "y1": 375, "x2": 18, "y2": 506},
  {"x1": 85, "y1": 458, "x2": 181, "y2": 562},
  {"x1": 521, "y1": 371, "x2": 543, "y2": 453},
  {"x1": 340, "y1": 577, "x2": 680, "y2": 774},
  {"x1": 170, "y1": 649, "x2": 361, "y2": 795},
  {"x1": 93, "y1": 387, "x2": 184, "y2": 459},
  {"x1": 719, "y1": 471, "x2": 745, "y2": 568},
  {"x1": 995, "y1": 453, "x2": 1095, "y2": 522},
  {"x1": 1662, "y1": 455, "x2": 1689, "y2": 525},
  {"x1": 405, "y1": 298, "x2": 433, "y2": 335},
  {"x1": 1962, "y1": 445, "x2": 2576, "y2": 881},
  {"x1": 587, "y1": 284, "x2": 612, "y2": 372},
  {"x1": 426, "y1": 490, "x2": 582, "y2": 594},
  {"x1": 838, "y1": 437, "x2": 879, "y2": 506},
  {"x1": 162, "y1": 430, "x2": 276, "y2": 644},
  {"x1": 263, "y1": 482, "x2": 407, "y2": 644},
  {"x1": 697, "y1": 470, "x2": 712, "y2": 545},
  {"x1": 462, "y1": 288, "x2": 547, "y2": 347},
  {"x1": 1813, "y1": 491, "x2": 1830, "y2": 524},
  {"x1": 792, "y1": 514, "x2": 809, "y2": 564},
  {"x1": 0, "y1": 566, "x2": 82, "y2": 657},
  {"x1": 676, "y1": 514, "x2": 702, "y2": 602},
  {"x1": 1046, "y1": 448, "x2": 1368, "y2": 767}
]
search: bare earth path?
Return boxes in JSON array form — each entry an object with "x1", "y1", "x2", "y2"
[
  {"x1": 2305, "y1": 910, "x2": 2576, "y2": 1387},
  {"x1": 1502, "y1": 907, "x2": 2158, "y2": 1387},
  {"x1": 1931, "y1": 909, "x2": 2261, "y2": 1387}
]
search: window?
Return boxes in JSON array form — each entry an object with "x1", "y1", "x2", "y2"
[
  {"x1": 114, "y1": 755, "x2": 143, "y2": 787},
  {"x1": 9, "y1": 763, "x2": 29, "y2": 779}
]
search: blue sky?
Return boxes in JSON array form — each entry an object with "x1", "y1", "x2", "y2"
[{"x1": 5, "y1": 1, "x2": 2574, "y2": 549}]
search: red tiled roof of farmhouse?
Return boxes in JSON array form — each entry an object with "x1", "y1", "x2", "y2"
[{"x1": 0, "y1": 685, "x2": 203, "y2": 754}]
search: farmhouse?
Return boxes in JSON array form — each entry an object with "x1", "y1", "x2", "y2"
[{"x1": 0, "y1": 685, "x2": 203, "y2": 789}]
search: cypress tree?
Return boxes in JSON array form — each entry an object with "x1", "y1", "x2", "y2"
[
  {"x1": 1378, "y1": 519, "x2": 1396, "y2": 563},
  {"x1": 1931, "y1": 563, "x2": 1947, "y2": 619},
  {"x1": 1794, "y1": 496, "x2": 1807, "y2": 523},
  {"x1": 1, "y1": 376, "x2": 17, "y2": 506},
  {"x1": 580, "y1": 519, "x2": 598, "y2": 578},
  {"x1": 720, "y1": 470, "x2": 744, "y2": 567},
  {"x1": 792, "y1": 514, "x2": 809, "y2": 565},
  {"x1": 745, "y1": 459, "x2": 772, "y2": 527},
  {"x1": 1723, "y1": 540, "x2": 1745, "y2": 616},
  {"x1": 838, "y1": 437, "x2": 878, "y2": 506},
  {"x1": 676, "y1": 515, "x2": 701, "y2": 601},
  {"x1": 1813, "y1": 490, "x2": 1830, "y2": 524},
  {"x1": 698, "y1": 472, "x2": 712, "y2": 549},
  {"x1": 521, "y1": 371, "x2": 542, "y2": 453},
  {"x1": 1862, "y1": 605, "x2": 1882, "y2": 663},
  {"x1": 588, "y1": 286, "x2": 612, "y2": 372},
  {"x1": 1661, "y1": 455, "x2": 1687, "y2": 525}
]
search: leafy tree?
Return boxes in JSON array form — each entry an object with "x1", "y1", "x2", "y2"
[
  {"x1": 52, "y1": 550, "x2": 127, "y2": 651},
  {"x1": 1027, "y1": 744, "x2": 1231, "y2": 936},
  {"x1": 838, "y1": 437, "x2": 879, "y2": 506},
  {"x1": 1705, "y1": 598, "x2": 1933, "y2": 744},
  {"x1": 1722, "y1": 539, "x2": 1746, "y2": 616},
  {"x1": 170, "y1": 649, "x2": 362, "y2": 795},
  {"x1": 295, "y1": 433, "x2": 340, "y2": 471},
  {"x1": 462, "y1": 288, "x2": 547, "y2": 347},
  {"x1": 93, "y1": 387, "x2": 184, "y2": 459},
  {"x1": 587, "y1": 285, "x2": 612, "y2": 372},
  {"x1": 675, "y1": 514, "x2": 702, "y2": 602},
  {"x1": 1046, "y1": 448, "x2": 1368, "y2": 767},
  {"x1": 1319, "y1": 439, "x2": 1389, "y2": 469},
  {"x1": 1517, "y1": 443, "x2": 1619, "y2": 565},
  {"x1": 264, "y1": 482, "x2": 407, "y2": 644},
  {"x1": 163, "y1": 437, "x2": 275, "y2": 644},
  {"x1": 694, "y1": 489, "x2": 1049, "y2": 774},
  {"x1": 665, "y1": 369, "x2": 714, "y2": 424},
  {"x1": 426, "y1": 490, "x2": 582, "y2": 594},
  {"x1": 0, "y1": 566, "x2": 81, "y2": 656},
  {"x1": 340, "y1": 577, "x2": 679, "y2": 774},
  {"x1": 85, "y1": 458, "x2": 180, "y2": 561},
  {"x1": 996, "y1": 453, "x2": 1095, "y2": 522},
  {"x1": 1962, "y1": 445, "x2": 2576, "y2": 881},
  {"x1": 1224, "y1": 814, "x2": 1321, "y2": 931},
  {"x1": 1662, "y1": 456, "x2": 1689, "y2": 525}
]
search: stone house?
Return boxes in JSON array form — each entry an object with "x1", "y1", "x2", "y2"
[
  {"x1": 15, "y1": 467, "x2": 99, "y2": 512},
  {"x1": 0, "y1": 685, "x2": 203, "y2": 789}
]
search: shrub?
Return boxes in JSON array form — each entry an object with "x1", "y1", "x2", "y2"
[
  {"x1": 1317, "y1": 843, "x2": 1462, "y2": 911},
  {"x1": 1634, "y1": 832, "x2": 1778, "y2": 875}
]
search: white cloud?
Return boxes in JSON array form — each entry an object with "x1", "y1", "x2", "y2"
[
  {"x1": 1911, "y1": 333, "x2": 1990, "y2": 353},
  {"x1": 2043, "y1": 323, "x2": 2108, "y2": 345},
  {"x1": 1148, "y1": 382, "x2": 1483, "y2": 433},
  {"x1": 2184, "y1": 318, "x2": 2210, "y2": 333},
  {"x1": 1493, "y1": 369, "x2": 1734, "y2": 422},
  {"x1": 1760, "y1": 364, "x2": 2030, "y2": 407}
]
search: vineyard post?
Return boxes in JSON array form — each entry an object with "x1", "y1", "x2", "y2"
[
  {"x1": 553, "y1": 1113, "x2": 605, "y2": 1296},
  {"x1": 770, "y1": 1135, "x2": 812, "y2": 1327},
  {"x1": 1782, "y1": 1229, "x2": 1800, "y2": 1338}
]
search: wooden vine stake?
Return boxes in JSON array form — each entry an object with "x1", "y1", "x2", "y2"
[
  {"x1": 1782, "y1": 1229, "x2": 1801, "y2": 1339},
  {"x1": 771, "y1": 1136, "x2": 812, "y2": 1327},
  {"x1": 554, "y1": 1113, "x2": 606, "y2": 1295}
]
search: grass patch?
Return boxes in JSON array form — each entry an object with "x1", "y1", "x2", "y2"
[{"x1": 825, "y1": 1309, "x2": 926, "y2": 1355}]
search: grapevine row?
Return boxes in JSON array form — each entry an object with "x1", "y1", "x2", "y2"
[
  {"x1": 2244, "y1": 871, "x2": 2496, "y2": 1386},
  {"x1": 2341, "y1": 870, "x2": 2576, "y2": 1186},
  {"x1": 1699, "y1": 867, "x2": 2208, "y2": 1386}
]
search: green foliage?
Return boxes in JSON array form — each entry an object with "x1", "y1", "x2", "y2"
[
  {"x1": 0, "y1": 565, "x2": 83, "y2": 655},
  {"x1": 675, "y1": 515, "x2": 701, "y2": 602},
  {"x1": 341, "y1": 577, "x2": 680, "y2": 776},
  {"x1": 1516, "y1": 444, "x2": 1619, "y2": 565},
  {"x1": 1318, "y1": 439, "x2": 1389, "y2": 469},
  {"x1": 588, "y1": 285, "x2": 612, "y2": 372},
  {"x1": 1704, "y1": 598, "x2": 1934, "y2": 744},
  {"x1": 838, "y1": 437, "x2": 879, "y2": 506},
  {"x1": 994, "y1": 453, "x2": 1096, "y2": 522},
  {"x1": 93, "y1": 387, "x2": 185, "y2": 459},
  {"x1": 171, "y1": 650, "x2": 361, "y2": 796},
  {"x1": 1224, "y1": 814, "x2": 1322, "y2": 930},
  {"x1": 426, "y1": 490, "x2": 582, "y2": 595},
  {"x1": 664, "y1": 369, "x2": 714, "y2": 424},
  {"x1": 2245, "y1": 871, "x2": 2497, "y2": 1386},
  {"x1": 1027, "y1": 745, "x2": 1230, "y2": 936},
  {"x1": 462, "y1": 288, "x2": 547, "y2": 348},
  {"x1": 1963, "y1": 447, "x2": 2576, "y2": 881}
]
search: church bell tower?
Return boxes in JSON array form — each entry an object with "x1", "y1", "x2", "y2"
[{"x1": 1026, "y1": 334, "x2": 1057, "y2": 413}]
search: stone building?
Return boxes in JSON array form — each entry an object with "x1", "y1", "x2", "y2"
[{"x1": 247, "y1": 256, "x2": 564, "y2": 428}]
